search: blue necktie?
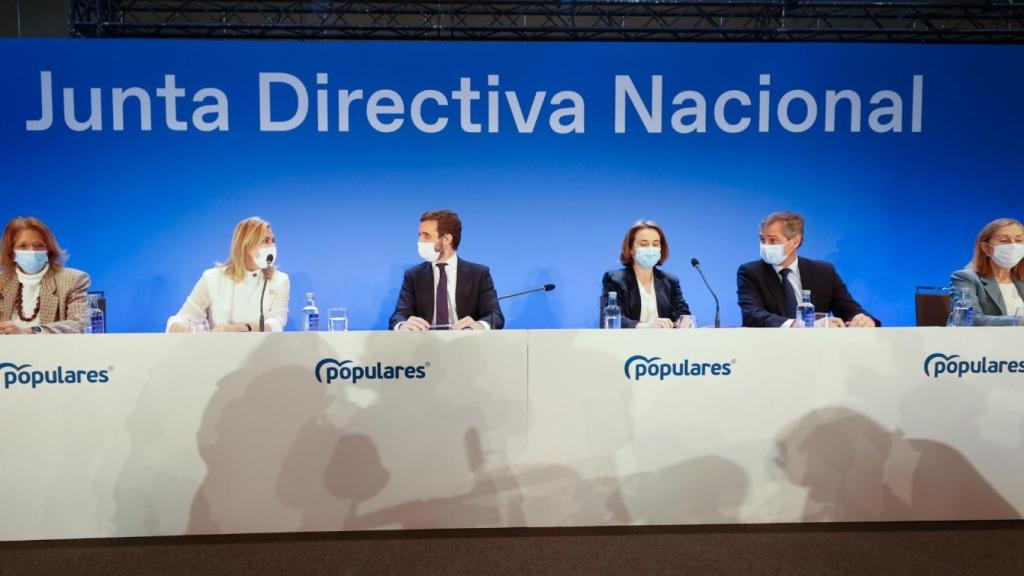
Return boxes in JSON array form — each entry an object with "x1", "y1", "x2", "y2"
[
  {"x1": 780, "y1": 268, "x2": 798, "y2": 319},
  {"x1": 435, "y1": 263, "x2": 450, "y2": 328}
]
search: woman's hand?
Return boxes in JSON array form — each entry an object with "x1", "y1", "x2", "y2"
[
  {"x1": 211, "y1": 323, "x2": 250, "y2": 333},
  {"x1": 638, "y1": 318, "x2": 674, "y2": 329},
  {"x1": 0, "y1": 321, "x2": 34, "y2": 335}
]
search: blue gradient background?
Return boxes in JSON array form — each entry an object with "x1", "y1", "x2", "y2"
[{"x1": 1, "y1": 40, "x2": 1021, "y2": 331}]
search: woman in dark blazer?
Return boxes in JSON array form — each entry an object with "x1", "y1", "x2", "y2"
[
  {"x1": 601, "y1": 220, "x2": 691, "y2": 329},
  {"x1": 950, "y1": 218, "x2": 1024, "y2": 327}
]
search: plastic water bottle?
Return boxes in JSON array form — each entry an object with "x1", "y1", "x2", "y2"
[
  {"x1": 302, "y1": 292, "x2": 320, "y2": 331},
  {"x1": 604, "y1": 292, "x2": 622, "y2": 329},
  {"x1": 949, "y1": 288, "x2": 974, "y2": 327},
  {"x1": 797, "y1": 289, "x2": 815, "y2": 328},
  {"x1": 83, "y1": 293, "x2": 104, "y2": 334}
]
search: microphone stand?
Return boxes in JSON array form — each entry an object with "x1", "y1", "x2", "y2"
[
  {"x1": 498, "y1": 284, "x2": 556, "y2": 301},
  {"x1": 258, "y1": 254, "x2": 274, "y2": 332},
  {"x1": 691, "y1": 259, "x2": 721, "y2": 328}
]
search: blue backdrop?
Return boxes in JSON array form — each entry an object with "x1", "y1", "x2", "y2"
[{"x1": 1, "y1": 39, "x2": 1021, "y2": 331}]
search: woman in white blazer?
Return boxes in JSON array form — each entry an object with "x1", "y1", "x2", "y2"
[{"x1": 167, "y1": 217, "x2": 290, "y2": 332}]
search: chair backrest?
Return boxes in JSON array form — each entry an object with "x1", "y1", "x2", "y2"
[{"x1": 915, "y1": 286, "x2": 950, "y2": 327}]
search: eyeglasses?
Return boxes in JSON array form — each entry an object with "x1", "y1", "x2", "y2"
[{"x1": 14, "y1": 243, "x2": 47, "y2": 251}]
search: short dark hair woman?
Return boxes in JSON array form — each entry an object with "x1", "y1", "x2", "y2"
[{"x1": 601, "y1": 220, "x2": 692, "y2": 329}]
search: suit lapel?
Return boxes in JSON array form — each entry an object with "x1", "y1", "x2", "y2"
[
  {"x1": 762, "y1": 261, "x2": 786, "y2": 314},
  {"x1": 980, "y1": 276, "x2": 1007, "y2": 315},
  {"x1": 0, "y1": 272, "x2": 16, "y2": 320},
  {"x1": 417, "y1": 263, "x2": 435, "y2": 322},
  {"x1": 624, "y1": 267, "x2": 640, "y2": 319},
  {"x1": 39, "y1": 270, "x2": 60, "y2": 323},
  {"x1": 455, "y1": 261, "x2": 472, "y2": 319},
  {"x1": 1014, "y1": 279, "x2": 1024, "y2": 315},
  {"x1": 654, "y1": 270, "x2": 670, "y2": 318}
]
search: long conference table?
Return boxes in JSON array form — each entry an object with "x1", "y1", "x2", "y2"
[{"x1": 1, "y1": 328, "x2": 1022, "y2": 541}]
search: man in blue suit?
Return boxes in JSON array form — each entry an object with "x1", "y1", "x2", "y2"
[
  {"x1": 736, "y1": 211, "x2": 879, "y2": 328},
  {"x1": 390, "y1": 209, "x2": 504, "y2": 331}
]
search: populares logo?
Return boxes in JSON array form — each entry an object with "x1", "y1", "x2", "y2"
[
  {"x1": 923, "y1": 353, "x2": 1024, "y2": 379},
  {"x1": 315, "y1": 358, "x2": 428, "y2": 385},
  {"x1": 624, "y1": 354, "x2": 735, "y2": 381},
  {"x1": 1, "y1": 361, "x2": 111, "y2": 390}
]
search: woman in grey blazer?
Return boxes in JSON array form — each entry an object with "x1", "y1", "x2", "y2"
[{"x1": 950, "y1": 218, "x2": 1024, "y2": 327}]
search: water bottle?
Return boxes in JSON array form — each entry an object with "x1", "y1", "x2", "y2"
[
  {"x1": 83, "y1": 293, "x2": 104, "y2": 334},
  {"x1": 797, "y1": 289, "x2": 815, "y2": 328},
  {"x1": 302, "y1": 292, "x2": 320, "y2": 331},
  {"x1": 604, "y1": 292, "x2": 622, "y2": 329},
  {"x1": 949, "y1": 288, "x2": 974, "y2": 327}
]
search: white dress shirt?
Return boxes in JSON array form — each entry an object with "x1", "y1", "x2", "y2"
[
  {"x1": 167, "y1": 266, "x2": 291, "y2": 332},
  {"x1": 636, "y1": 276, "x2": 659, "y2": 324},
  {"x1": 774, "y1": 257, "x2": 802, "y2": 328},
  {"x1": 998, "y1": 282, "x2": 1024, "y2": 316},
  {"x1": 10, "y1": 264, "x2": 49, "y2": 329}
]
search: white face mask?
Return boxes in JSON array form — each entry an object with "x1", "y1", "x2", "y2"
[
  {"x1": 990, "y1": 243, "x2": 1024, "y2": 269},
  {"x1": 418, "y1": 241, "x2": 441, "y2": 263},
  {"x1": 760, "y1": 242, "x2": 791, "y2": 266},
  {"x1": 14, "y1": 250, "x2": 49, "y2": 275},
  {"x1": 254, "y1": 245, "x2": 277, "y2": 269},
  {"x1": 634, "y1": 247, "x2": 661, "y2": 270}
]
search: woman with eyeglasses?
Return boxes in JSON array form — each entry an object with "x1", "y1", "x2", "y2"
[
  {"x1": 0, "y1": 216, "x2": 91, "y2": 334},
  {"x1": 951, "y1": 218, "x2": 1024, "y2": 326}
]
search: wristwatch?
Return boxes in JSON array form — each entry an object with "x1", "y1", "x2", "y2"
[{"x1": 31, "y1": 326, "x2": 42, "y2": 334}]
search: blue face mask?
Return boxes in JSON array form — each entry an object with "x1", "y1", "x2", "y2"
[
  {"x1": 14, "y1": 250, "x2": 48, "y2": 274},
  {"x1": 760, "y1": 243, "x2": 790, "y2": 266},
  {"x1": 634, "y1": 247, "x2": 661, "y2": 270}
]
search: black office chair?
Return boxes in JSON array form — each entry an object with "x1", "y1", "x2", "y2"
[{"x1": 915, "y1": 286, "x2": 951, "y2": 327}]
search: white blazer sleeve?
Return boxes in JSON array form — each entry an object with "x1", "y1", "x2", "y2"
[
  {"x1": 166, "y1": 273, "x2": 212, "y2": 332},
  {"x1": 265, "y1": 273, "x2": 291, "y2": 332}
]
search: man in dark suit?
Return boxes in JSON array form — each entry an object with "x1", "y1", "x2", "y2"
[
  {"x1": 737, "y1": 211, "x2": 878, "y2": 328},
  {"x1": 389, "y1": 209, "x2": 504, "y2": 331}
]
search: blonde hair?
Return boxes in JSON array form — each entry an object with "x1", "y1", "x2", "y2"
[
  {"x1": 222, "y1": 217, "x2": 274, "y2": 282},
  {"x1": 970, "y1": 218, "x2": 1024, "y2": 281}
]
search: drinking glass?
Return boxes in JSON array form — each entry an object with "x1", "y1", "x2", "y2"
[
  {"x1": 328, "y1": 307, "x2": 349, "y2": 332},
  {"x1": 675, "y1": 315, "x2": 698, "y2": 329}
]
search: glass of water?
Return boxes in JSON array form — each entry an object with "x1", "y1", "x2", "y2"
[
  {"x1": 814, "y1": 312, "x2": 836, "y2": 328},
  {"x1": 328, "y1": 307, "x2": 349, "y2": 332},
  {"x1": 675, "y1": 315, "x2": 698, "y2": 329},
  {"x1": 189, "y1": 319, "x2": 210, "y2": 333}
]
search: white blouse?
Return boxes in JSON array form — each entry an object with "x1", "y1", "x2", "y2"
[
  {"x1": 167, "y1": 266, "x2": 290, "y2": 332},
  {"x1": 10, "y1": 264, "x2": 49, "y2": 329},
  {"x1": 998, "y1": 283, "x2": 1024, "y2": 317},
  {"x1": 636, "y1": 277, "x2": 659, "y2": 324}
]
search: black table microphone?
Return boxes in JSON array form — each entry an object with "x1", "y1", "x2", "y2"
[{"x1": 691, "y1": 258, "x2": 720, "y2": 328}]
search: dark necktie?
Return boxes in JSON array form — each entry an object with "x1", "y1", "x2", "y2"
[
  {"x1": 435, "y1": 262, "x2": 450, "y2": 328},
  {"x1": 780, "y1": 268, "x2": 798, "y2": 319}
]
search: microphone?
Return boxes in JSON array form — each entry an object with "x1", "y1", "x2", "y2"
[
  {"x1": 498, "y1": 284, "x2": 555, "y2": 301},
  {"x1": 258, "y1": 253, "x2": 274, "y2": 332},
  {"x1": 691, "y1": 258, "x2": 720, "y2": 328}
]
